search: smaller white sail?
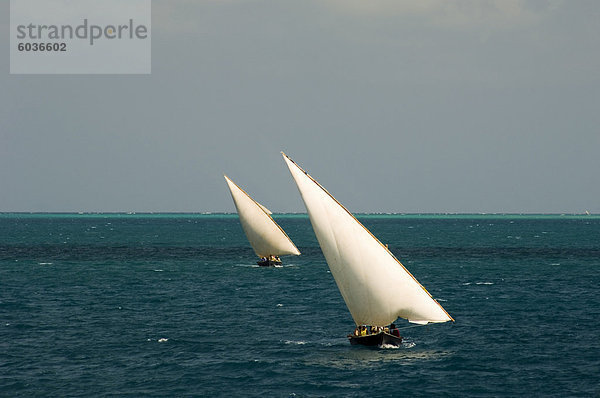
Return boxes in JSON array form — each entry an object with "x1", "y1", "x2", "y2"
[
  {"x1": 224, "y1": 175, "x2": 300, "y2": 258},
  {"x1": 282, "y1": 153, "x2": 452, "y2": 326}
]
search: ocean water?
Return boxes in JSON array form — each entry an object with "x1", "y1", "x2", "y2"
[{"x1": 1, "y1": 213, "x2": 599, "y2": 397}]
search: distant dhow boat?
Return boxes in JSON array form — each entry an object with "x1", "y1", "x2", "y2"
[
  {"x1": 281, "y1": 153, "x2": 453, "y2": 346},
  {"x1": 224, "y1": 175, "x2": 300, "y2": 266}
]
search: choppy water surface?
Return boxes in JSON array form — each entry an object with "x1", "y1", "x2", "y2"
[{"x1": 1, "y1": 214, "x2": 599, "y2": 396}]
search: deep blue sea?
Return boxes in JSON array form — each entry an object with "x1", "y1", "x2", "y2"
[{"x1": 1, "y1": 213, "x2": 599, "y2": 397}]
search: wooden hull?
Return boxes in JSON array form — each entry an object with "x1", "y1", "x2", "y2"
[
  {"x1": 348, "y1": 332, "x2": 403, "y2": 347},
  {"x1": 257, "y1": 258, "x2": 282, "y2": 267}
]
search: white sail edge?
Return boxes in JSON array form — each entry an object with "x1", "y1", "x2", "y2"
[
  {"x1": 224, "y1": 175, "x2": 300, "y2": 258},
  {"x1": 409, "y1": 320, "x2": 434, "y2": 325},
  {"x1": 281, "y1": 152, "x2": 453, "y2": 325},
  {"x1": 258, "y1": 203, "x2": 273, "y2": 215}
]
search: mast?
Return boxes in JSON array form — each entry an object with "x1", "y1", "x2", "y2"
[{"x1": 282, "y1": 153, "x2": 452, "y2": 326}]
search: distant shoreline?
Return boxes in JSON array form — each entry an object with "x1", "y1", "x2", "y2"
[{"x1": 0, "y1": 212, "x2": 597, "y2": 219}]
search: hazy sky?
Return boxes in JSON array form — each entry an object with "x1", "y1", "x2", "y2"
[{"x1": 1, "y1": 0, "x2": 599, "y2": 213}]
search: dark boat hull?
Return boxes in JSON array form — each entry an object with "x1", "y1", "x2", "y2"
[
  {"x1": 348, "y1": 332, "x2": 403, "y2": 347},
  {"x1": 257, "y1": 258, "x2": 282, "y2": 267}
]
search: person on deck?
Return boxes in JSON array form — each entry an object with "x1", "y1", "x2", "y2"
[{"x1": 390, "y1": 323, "x2": 400, "y2": 337}]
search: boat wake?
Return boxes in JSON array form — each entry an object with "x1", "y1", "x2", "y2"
[
  {"x1": 402, "y1": 341, "x2": 416, "y2": 349},
  {"x1": 379, "y1": 340, "x2": 415, "y2": 350}
]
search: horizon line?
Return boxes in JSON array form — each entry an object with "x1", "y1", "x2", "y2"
[{"x1": 0, "y1": 211, "x2": 597, "y2": 216}]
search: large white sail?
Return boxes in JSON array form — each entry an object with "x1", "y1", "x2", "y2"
[
  {"x1": 224, "y1": 175, "x2": 300, "y2": 258},
  {"x1": 282, "y1": 153, "x2": 452, "y2": 326}
]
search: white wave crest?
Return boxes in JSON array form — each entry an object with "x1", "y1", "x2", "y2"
[{"x1": 284, "y1": 340, "x2": 307, "y2": 345}]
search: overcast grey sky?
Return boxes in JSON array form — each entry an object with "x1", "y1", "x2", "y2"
[{"x1": 1, "y1": 0, "x2": 599, "y2": 213}]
